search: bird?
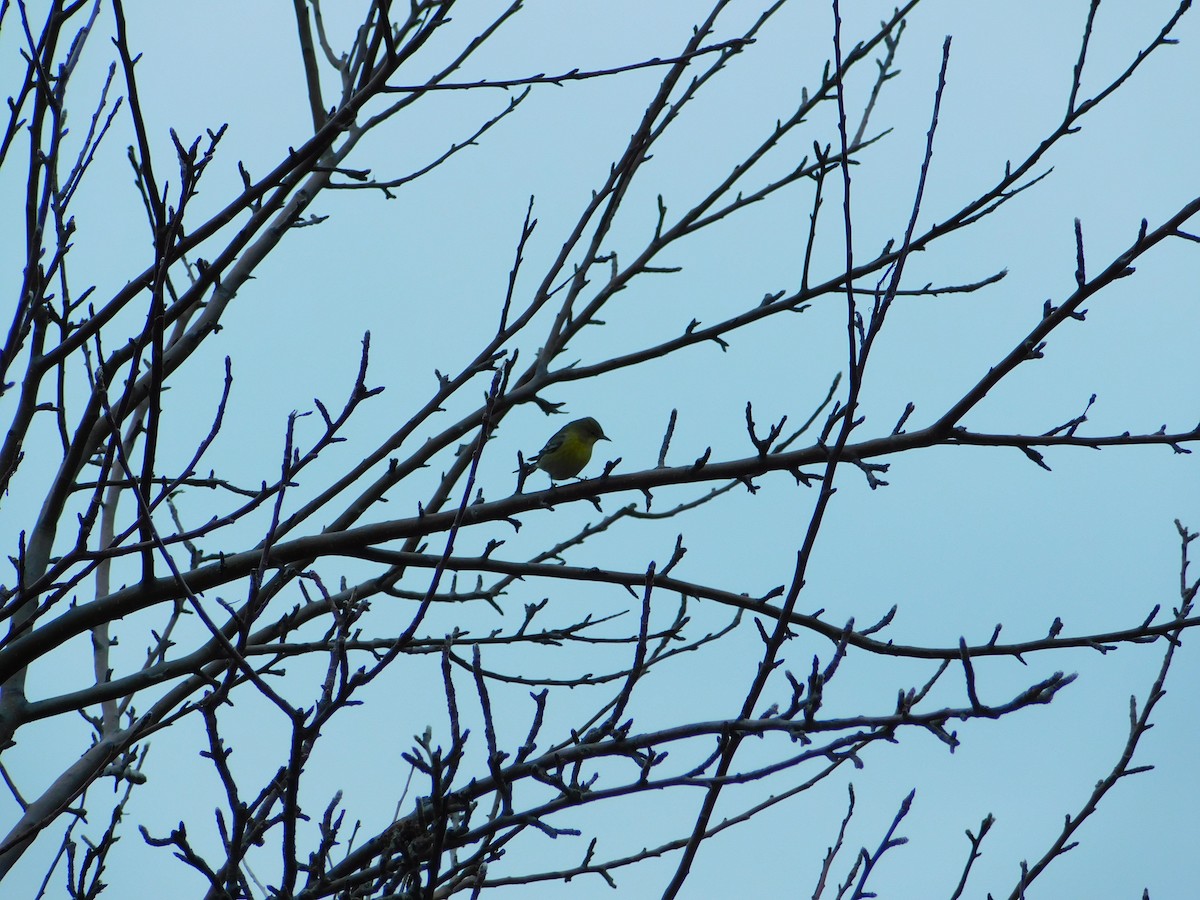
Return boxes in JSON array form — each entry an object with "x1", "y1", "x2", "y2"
[{"x1": 527, "y1": 417, "x2": 610, "y2": 481}]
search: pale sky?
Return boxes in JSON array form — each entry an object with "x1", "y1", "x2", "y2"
[{"x1": 2, "y1": 1, "x2": 1199, "y2": 897}]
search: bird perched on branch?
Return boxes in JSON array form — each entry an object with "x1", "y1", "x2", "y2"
[{"x1": 526, "y1": 417, "x2": 610, "y2": 481}]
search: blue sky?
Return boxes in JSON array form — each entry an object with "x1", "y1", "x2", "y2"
[{"x1": 2, "y1": 1, "x2": 1199, "y2": 896}]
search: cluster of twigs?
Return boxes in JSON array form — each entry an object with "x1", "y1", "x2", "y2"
[{"x1": 0, "y1": 0, "x2": 1197, "y2": 897}]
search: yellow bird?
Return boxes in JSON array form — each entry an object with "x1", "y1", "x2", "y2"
[{"x1": 528, "y1": 417, "x2": 610, "y2": 480}]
